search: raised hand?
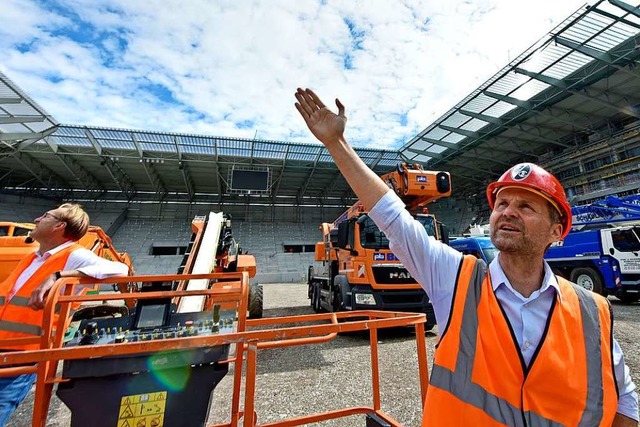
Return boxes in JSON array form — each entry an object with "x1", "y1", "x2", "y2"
[{"x1": 294, "y1": 88, "x2": 347, "y2": 146}]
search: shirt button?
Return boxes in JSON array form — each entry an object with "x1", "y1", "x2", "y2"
[
  {"x1": 524, "y1": 341, "x2": 531, "y2": 350},
  {"x1": 524, "y1": 302, "x2": 529, "y2": 308}
]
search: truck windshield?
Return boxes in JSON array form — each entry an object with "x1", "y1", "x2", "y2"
[
  {"x1": 482, "y1": 247, "x2": 498, "y2": 263},
  {"x1": 359, "y1": 216, "x2": 390, "y2": 249},
  {"x1": 415, "y1": 215, "x2": 437, "y2": 238},
  {"x1": 611, "y1": 228, "x2": 640, "y2": 252},
  {"x1": 359, "y1": 215, "x2": 437, "y2": 250}
]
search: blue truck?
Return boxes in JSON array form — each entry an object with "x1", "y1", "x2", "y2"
[
  {"x1": 544, "y1": 195, "x2": 640, "y2": 303},
  {"x1": 449, "y1": 236, "x2": 498, "y2": 264},
  {"x1": 544, "y1": 224, "x2": 640, "y2": 303}
]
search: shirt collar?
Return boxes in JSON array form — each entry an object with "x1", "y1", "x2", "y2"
[
  {"x1": 36, "y1": 240, "x2": 75, "y2": 258},
  {"x1": 488, "y1": 253, "x2": 563, "y2": 302}
]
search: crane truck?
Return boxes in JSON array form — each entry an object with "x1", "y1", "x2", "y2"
[
  {"x1": 307, "y1": 163, "x2": 451, "y2": 329},
  {"x1": 545, "y1": 194, "x2": 640, "y2": 303}
]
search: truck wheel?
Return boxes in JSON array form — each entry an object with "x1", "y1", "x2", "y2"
[
  {"x1": 570, "y1": 268, "x2": 603, "y2": 295},
  {"x1": 332, "y1": 291, "x2": 343, "y2": 312},
  {"x1": 248, "y1": 283, "x2": 263, "y2": 319},
  {"x1": 312, "y1": 284, "x2": 322, "y2": 313},
  {"x1": 307, "y1": 266, "x2": 314, "y2": 298}
]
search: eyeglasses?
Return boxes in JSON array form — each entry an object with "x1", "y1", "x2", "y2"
[{"x1": 42, "y1": 212, "x2": 64, "y2": 221}]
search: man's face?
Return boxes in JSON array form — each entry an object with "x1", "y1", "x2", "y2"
[
  {"x1": 489, "y1": 187, "x2": 562, "y2": 256},
  {"x1": 31, "y1": 209, "x2": 66, "y2": 241}
]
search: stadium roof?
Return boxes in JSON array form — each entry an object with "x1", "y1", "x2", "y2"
[
  {"x1": 1, "y1": 123, "x2": 403, "y2": 205},
  {"x1": 1, "y1": 0, "x2": 639, "y2": 206},
  {"x1": 402, "y1": 0, "x2": 640, "y2": 195}
]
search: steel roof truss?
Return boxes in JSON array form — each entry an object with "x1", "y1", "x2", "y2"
[
  {"x1": 132, "y1": 134, "x2": 168, "y2": 199},
  {"x1": 173, "y1": 136, "x2": 194, "y2": 202},
  {"x1": 419, "y1": 136, "x2": 459, "y2": 150},
  {"x1": 591, "y1": 6, "x2": 640, "y2": 30},
  {"x1": 180, "y1": 166, "x2": 195, "y2": 202},
  {"x1": 83, "y1": 128, "x2": 103, "y2": 155},
  {"x1": 297, "y1": 155, "x2": 320, "y2": 202},
  {"x1": 483, "y1": 91, "x2": 532, "y2": 109},
  {"x1": 11, "y1": 152, "x2": 69, "y2": 193},
  {"x1": 0, "y1": 132, "x2": 45, "y2": 142},
  {"x1": 0, "y1": 116, "x2": 46, "y2": 125},
  {"x1": 271, "y1": 145, "x2": 291, "y2": 203},
  {"x1": 101, "y1": 157, "x2": 137, "y2": 201},
  {"x1": 55, "y1": 152, "x2": 105, "y2": 199},
  {"x1": 369, "y1": 150, "x2": 385, "y2": 169},
  {"x1": 608, "y1": 0, "x2": 640, "y2": 18}
]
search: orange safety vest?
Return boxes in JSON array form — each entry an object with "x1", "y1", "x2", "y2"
[
  {"x1": 0, "y1": 243, "x2": 81, "y2": 350},
  {"x1": 423, "y1": 255, "x2": 618, "y2": 427}
]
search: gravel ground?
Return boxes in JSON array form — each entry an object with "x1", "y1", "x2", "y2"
[{"x1": 7, "y1": 283, "x2": 640, "y2": 427}]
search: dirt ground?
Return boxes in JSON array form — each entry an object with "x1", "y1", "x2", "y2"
[{"x1": 7, "y1": 283, "x2": 640, "y2": 427}]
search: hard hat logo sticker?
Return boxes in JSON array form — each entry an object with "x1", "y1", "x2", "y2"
[{"x1": 511, "y1": 164, "x2": 532, "y2": 181}]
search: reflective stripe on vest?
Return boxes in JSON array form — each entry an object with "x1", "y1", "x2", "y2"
[
  {"x1": 3, "y1": 296, "x2": 63, "y2": 314},
  {"x1": 0, "y1": 319, "x2": 42, "y2": 336},
  {"x1": 572, "y1": 284, "x2": 604, "y2": 426},
  {"x1": 8, "y1": 296, "x2": 30, "y2": 307},
  {"x1": 430, "y1": 259, "x2": 606, "y2": 427},
  {"x1": 0, "y1": 243, "x2": 82, "y2": 350}
]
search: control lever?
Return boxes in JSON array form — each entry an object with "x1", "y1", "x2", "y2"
[{"x1": 80, "y1": 321, "x2": 100, "y2": 345}]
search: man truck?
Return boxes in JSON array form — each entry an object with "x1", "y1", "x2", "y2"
[{"x1": 307, "y1": 163, "x2": 451, "y2": 329}]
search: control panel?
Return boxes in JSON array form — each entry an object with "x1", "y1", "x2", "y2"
[{"x1": 57, "y1": 294, "x2": 235, "y2": 427}]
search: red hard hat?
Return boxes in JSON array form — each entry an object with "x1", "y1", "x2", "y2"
[{"x1": 486, "y1": 163, "x2": 572, "y2": 239}]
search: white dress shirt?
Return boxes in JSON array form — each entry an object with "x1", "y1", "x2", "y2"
[
  {"x1": 369, "y1": 190, "x2": 638, "y2": 421},
  {"x1": 10, "y1": 240, "x2": 129, "y2": 299}
]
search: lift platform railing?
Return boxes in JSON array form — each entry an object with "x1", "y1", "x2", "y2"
[{"x1": 0, "y1": 272, "x2": 430, "y2": 427}]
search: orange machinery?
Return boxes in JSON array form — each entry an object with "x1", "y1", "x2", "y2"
[
  {"x1": 174, "y1": 213, "x2": 261, "y2": 319},
  {"x1": 0, "y1": 212, "x2": 261, "y2": 317},
  {"x1": 0, "y1": 272, "x2": 430, "y2": 427},
  {"x1": 307, "y1": 163, "x2": 451, "y2": 329}
]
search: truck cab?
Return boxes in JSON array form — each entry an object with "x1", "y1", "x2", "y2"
[
  {"x1": 448, "y1": 237, "x2": 498, "y2": 264},
  {"x1": 545, "y1": 224, "x2": 640, "y2": 302},
  {"x1": 307, "y1": 164, "x2": 452, "y2": 331}
]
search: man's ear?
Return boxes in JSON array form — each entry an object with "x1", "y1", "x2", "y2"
[
  {"x1": 54, "y1": 221, "x2": 67, "y2": 233},
  {"x1": 550, "y1": 222, "x2": 563, "y2": 242}
]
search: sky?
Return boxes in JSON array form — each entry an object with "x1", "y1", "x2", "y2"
[{"x1": 0, "y1": 0, "x2": 589, "y2": 149}]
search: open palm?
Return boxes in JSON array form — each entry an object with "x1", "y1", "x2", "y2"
[{"x1": 295, "y1": 88, "x2": 347, "y2": 145}]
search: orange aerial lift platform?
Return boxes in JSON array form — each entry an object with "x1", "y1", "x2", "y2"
[{"x1": 0, "y1": 272, "x2": 429, "y2": 427}]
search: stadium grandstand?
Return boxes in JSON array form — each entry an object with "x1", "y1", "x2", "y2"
[{"x1": 1, "y1": 0, "x2": 639, "y2": 283}]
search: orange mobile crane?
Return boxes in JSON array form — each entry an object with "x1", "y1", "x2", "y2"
[{"x1": 307, "y1": 163, "x2": 451, "y2": 329}]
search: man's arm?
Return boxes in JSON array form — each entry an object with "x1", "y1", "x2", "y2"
[
  {"x1": 27, "y1": 270, "x2": 90, "y2": 310},
  {"x1": 613, "y1": 413, "x2": 638, "y2": 427},
  {"x1": 294, "y1": 88, "x2": 389, "y2": 210},
  {"x1": 28, "y1": 249, "x2": 129, "y2": 310}
]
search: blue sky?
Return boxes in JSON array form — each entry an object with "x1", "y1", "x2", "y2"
[{"x1": 0, "y1": 0, "x2": 587, "y2": 148}]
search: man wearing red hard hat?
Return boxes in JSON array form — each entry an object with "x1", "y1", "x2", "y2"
[{"x1": 295, "y1": 88, "x2": 638, "y2": 426}]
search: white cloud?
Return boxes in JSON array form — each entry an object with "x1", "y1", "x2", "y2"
[{"x1": 0, "y1": 0, "x2": 588, "y2": 148}]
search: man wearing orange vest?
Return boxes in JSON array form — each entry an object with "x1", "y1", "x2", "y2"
[
  {"x1": 295, "y1": 88, "x2": 638, "y2": 426},
  {"x1": 0, "y1": 203, "x2": 129, "y2": 426}
]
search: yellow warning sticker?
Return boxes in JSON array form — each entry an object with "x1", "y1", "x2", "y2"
[{"x1": 118, "y1": 391, "x2": 167, "y2": 427}]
